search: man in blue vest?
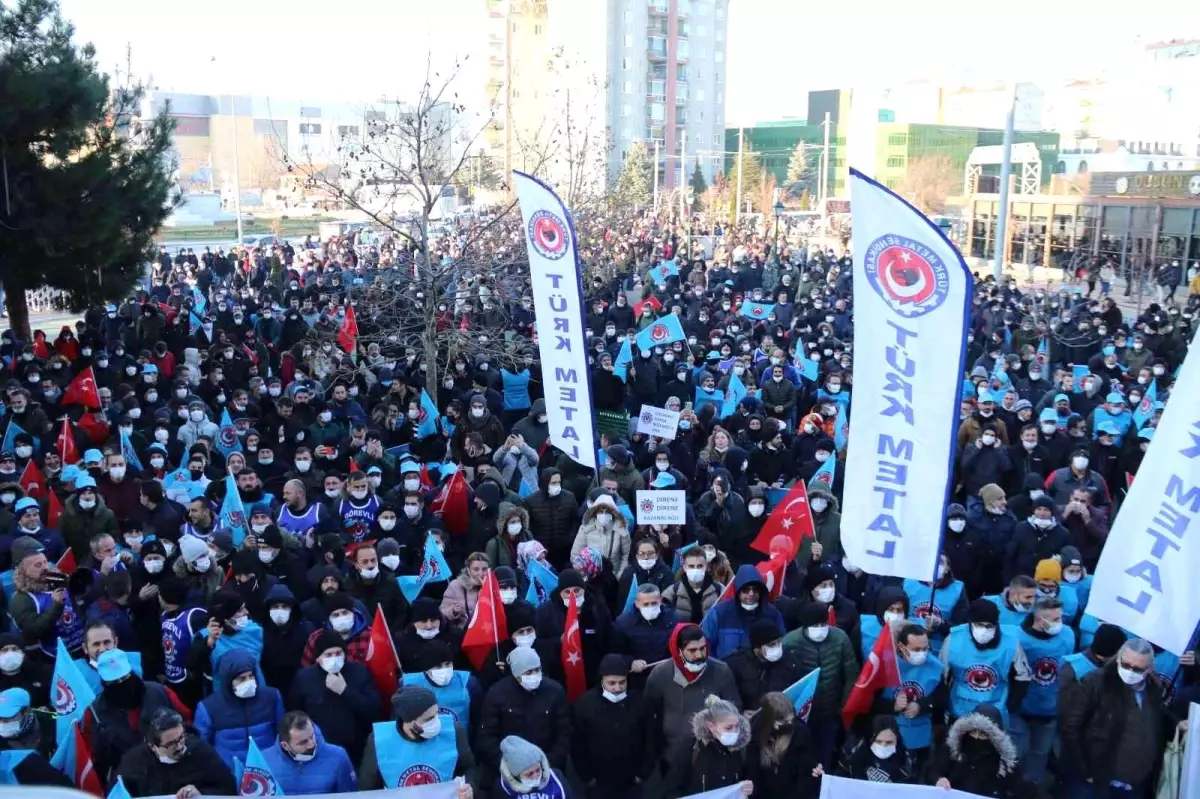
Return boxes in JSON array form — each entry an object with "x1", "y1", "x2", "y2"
[
  {"x1": 877, "y1": 623, "x2": 946, "y2": 773},
  {"x1": 1060, "y1": 623, "x2": 1125, "y2": 689},
  {"x1": 358, "y1": 685, "x2": 476, "y2": 796},
  {"x1": 400, "y1": 640, "x2": 483, "y2": 731},
  {"x1": 8, "y1": 535, "x2": 82, "y2": 658},
  {"x1": 941, "y1": 599, "x2": 1031, "y2": 727},
  {"x1": 157, "y1": 576, "x2": 207, "y2": 708},
  {"x1": 1012, "y1": 596, "x2": 1076, "y2": 785},
  {"x1": 984, "y1": 575, "x2": 1036, "y2": 628}
]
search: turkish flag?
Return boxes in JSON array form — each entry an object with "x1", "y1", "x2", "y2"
[
  {"x1": 841, "y1": 618, "x2": 901, "y2": 729},
  {"x1": 461, "y1": 572, "x2": 508, "y2": 670},
  {"x1": 18, "y1": 460, "x2": 46, "y2": 500},
  {"x1": 433, "y1": 470, "x2": 470, "y2": 536},
  {"x1": 633, "y1": 296, "x2": 663, "y2": 320},
  {"x1": 56, "y1": 548, "x2": 77, "y2": 575},
  {"x1": 562, "y1": 592, "x2": 586, "y2": 702},
  {"x1": 77, "y1": 413, "x2": 110, "y2": 446},
  {"x1": 364, "y1": 606, "x2": 400, "y2": 709},
  {"x1": 1126, "y1": 472, "x2": 1135, "y2": 489},
  {"x1": 57, "y1": 418, "x2": 80, "y2": 465},
  {"x1": 749, "y1": 482, "x2": 815, "y2": 558},
  {"x1": 337, "y1": 305, "x2": 358, "y2": 354},
  {"x1": 757, "y1": 553, "x2": 790, "y2": 601},
  {"x1": 69, "y1": 720, "x2": 103, "y2": 796},
  {"x1": 62, "y1": 367, "x2": 101, "y2": 409},
  {"x1": 47, "y1": 491, "x2": 65, "y2": 529}
]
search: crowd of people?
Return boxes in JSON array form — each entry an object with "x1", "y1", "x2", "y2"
[{"x1": 0, "y1": 212, "x2": 1195, "y2": 799}]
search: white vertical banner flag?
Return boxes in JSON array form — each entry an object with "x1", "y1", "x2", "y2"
[
  {"x1": 512, "y1": 170, "x2": 597, "y2": 470},
  {"x1": 820, "y1": 774, "x2": 981, "y2": 799},
  {"x1": 1087, "y1": 344, "x2": 1200, "y2": 654},
  {"x1": 843, "y1": 168, "x2": 973, "y2": 580}
]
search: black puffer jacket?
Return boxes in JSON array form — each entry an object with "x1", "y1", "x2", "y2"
[
  {"x1": 664, "y1": 707, "x2": 751, "y2": 797},
  {"x1": 725, "y1": 646, "x2": 807, "y2": 711},
  {"x1": 117, "y1": 734, "x2": 235, "y2": 798},
  {"x1": 522, "y1": 467, "x2": 580, "y2": 568},
  {"x1": 926, "y1": 712, "x2": 1025, "y2": 797}
]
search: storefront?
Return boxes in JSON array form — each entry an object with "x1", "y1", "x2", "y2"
[{"x1": 952, "y1": 170, "x2": 1200, "y2": 278}]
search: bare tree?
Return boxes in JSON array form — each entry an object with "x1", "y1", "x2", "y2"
[{"x1": 894, "y1": 155, "x2": 960, "y2": 215}]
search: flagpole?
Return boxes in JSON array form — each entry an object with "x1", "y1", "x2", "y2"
[{"x1": 488, "y1": 575, "x2": 501, "y2": 665}]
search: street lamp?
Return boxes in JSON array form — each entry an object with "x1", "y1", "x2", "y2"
[{"x1": 773, "y1": 198, "x2": 785, "y2": 256}]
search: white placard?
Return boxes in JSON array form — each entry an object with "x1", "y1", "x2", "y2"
[
  {"x1": 820, "y1": 774, "x2": 980, "y2": 799},
  {"x1": 636, "y1": 490, "x2": 686, "y2": 525},
  {"x1": 636, "y1": 404, "x2": 680, "y2": 440}
]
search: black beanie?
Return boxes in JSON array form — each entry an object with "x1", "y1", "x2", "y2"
[
  {"x1": 410, "y1": 597, "x2": 441, "y2": 623},
  {"x1": 968, "y1": 599, "x2": 1000, "y2": 625},
  {"x1": 1091, "y1": 624, "x2": 1128, "y2": 659},
  {"x1": 796, "y1": 602, "x2": 829, "y2": 628},
  {"x1": 312, "y1": 630, "x2": 344, "y2": 659},
  {"x1": 158, "y1": 577, "x2": 190, "y2": 606},
  {"x1": 750, "y1": 618, "x2": 782, "y2": 649},
  {"x1": 506, "y1": 603, "x2": 536, "y2": 633},
  {"x1": 599, "y1": 653, "x2": 629, "y2": 677},
  {"x1": 417, "y1": 641, "x2": 455, "y2": 672},
  {"x1": 325, "y1": 592, "x2": 354, "y2": 615}
]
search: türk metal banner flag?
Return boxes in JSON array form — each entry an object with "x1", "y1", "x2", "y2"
[
  {"x1": 513, "y1": 171, "x2": 597, "y2": 470},
  {"x1": 842, "y1": 168, "x2": 973, "y2": 580},
  {"x1": 1087, "y1": 344, "x2": 1200, "y2": 655}
]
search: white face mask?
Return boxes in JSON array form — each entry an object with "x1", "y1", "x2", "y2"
[
  {"x1": 513, "y1": 632, "x2": 536, "y2": 648},
  {"x1": 637, "y1": 557, "x2": 657, "y2": 571},
  {"x1": 192, "y1": 556, "x2": 211, "y2": 572},
  {"x1": 639, "y1": 604, "x2": 661, "y2": 621},
  {"x1": 603, "y1": 690, "x2": 627, "y2": 703},
  {"x1": 1063, "y1": 570, "x2": 1082, "y2": 583},
  {"x1": 507, "y1": 521, "x2": 523, "y2": 535},
  {"x1": 971, "y1": 625, "x2": 996, "y2": 645},
  {"x1": 1072, "y1": 456, "x2": 1089, "y2": 470},
  {"x1": 79, "y1": 498, "x2": 97, "y2": 510},
  {"x1": 428, "y1": 666, "x2": 454, "y2": 686},
  {"x1": 325, "y1": 488, "x2": 341, "y2": 499},
  {"x1": 717, "y1": 730, "x2": 740, "y2": 747},
  {"x1": 403, "y1": 478, "x2": 421, "y2": 491},
  {"x1": 233, "y1": 680, "x2": 257, "y2": 699},
  {"x1": 1041, "y1": 423, "x2": 1057, "y2": 435},
  {"x1": 189, "y1": 410, "x2": 205, "y2": 423},
  {"x1": 595, "y1": 512, "x2": 612, "y2": 526},
  {"x1": 883, "y1": 611, "x2": 905, "y2": 624},
  {"x1": 948, "y1": 519, "x2": 966, "y2": 532},
  {"x1": 144, "y1": 559, "x2": 165, "y2": 574},
  {"x1": 416, "y1": 627, "x2": 440, "y2": 640},
  {"x1": 258, "y1": 549, "x2": 278, "y2": 564},
  {"x1": 330, "y1": 614, "x2": 354, "y2": 633},
  {"x1": 381, "y1": 554, "x2": 401, "y2": 570},
  {"x1": 403, "y1": 505, "x2": 421, "y2": 519},
  {"x1": 269, "y1": 608, "x2": 292, "y2": 625},
  {"x1": 0, "y1": 651, "x2": 24, "y2": 673},
  {"x1": 1118, "y1": 665, "x2": 1145, "y2": 686},
  {"x1": 295, "y1": 460, "x2": 312, "y2": 472},
  {"x1": 807, "y1": 625, "x2": 829, "y2": 642},
  {"x1": 748, "y1": 503, "x2": 765, "y2": 518},
  {"x1": 811, "y1": 498, "x2": 828, "y2": 513},
  {"x1": 350, "y1": 488, "x2": 368, "y2": 500},
  {"x1": 547, "y1": 483, "x2": 562, "y2": 497},
  {"x1": 871, "y1": 743, "x2": 897, "y2": 760},
  {"x1": 563, "y1": 594, "x2": 585, "y2": 608},
  {"x1": 685, "y1": 567, "x2": 706, "y2": 584},
  {"x1": 471, "y1": 407, "x2": 485, "y2": 418},
  {"x1": 906, "y1": 649, "x2": 929, "y2": 666},
  {"x1": 231, "y1": 615, "x2": 249, "y2": 630},
  {"x1": 499, "y1": 588, "x2": 518, "y2": 604},
  {"x1": 320, "y1": 655, "x2": 345, "y2": 674},
  {"x1": 359, "y1": 566, "x2": 379, "y2": 580},
  {"x1": 762, "y1": 644, "x2": 783, "y2": 662},
  {"x1": 814, "y1": 586, "x2": 835, "y2": 603},
  {"x1": 519, "y1": 674, "x2": 543, "y2": 691},
  {"x1": 0, "y1": 719, "x2": 22, "y2": 738}
]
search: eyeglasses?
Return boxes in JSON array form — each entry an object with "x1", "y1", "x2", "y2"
[{"x1": 157, "y1": 732, "x2": 187, "y2": 750}]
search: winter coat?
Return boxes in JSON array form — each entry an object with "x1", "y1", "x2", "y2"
[
  {"x1": 194, "y1": 649, "x2": 285, "y2": 768},
  {"x1": 522, "y1": 468, "x2": 580, "y2": 568},
  {"x1": 477, "y1": 674, "x2": 572, "y2": 769},
  {"x1": 744, "y1": 723, "x2": 821, "y2": 799},
  {"x1": 927, "y1": 712, "x2": 1024, "y2": 798},
  {"x1": 694, "y1": 488, "x2": 749, "y2": 556},
  {"x1": 725, "y1": 645, "x2": 807, "y2": 711},
  {"x1": 781, "y1": 625, "x2": 858, "y2": 724},
  {"x1": 535, "y1": 591, "x2": 614, "y2": 685},
  {"x1": 700, "y1": 565, "x2": 785, "y2": 658},
  {"x1": 612, "y1": 604, "x2": 678, "y2": 683},
  {"x1": 493, "y1": 442, "x2": 540, "y2": 494},
  {"x1": 616, "y1": 559, "x2": 675, "y2": 610},
  {"x1": 440, "y1": 575, "x2": 480, "y2": 629},
  {"x1": 663, "y1": 704, "x2": 751, "y2": 797},
  {"x1": 571, "y1": 503, "x2": 632, "y2": 579},
  {"x1": 571, "y1": 685, "x2": 657, "y2": 789},
  {"x1": 511, "y1": 399, "x2": 550, "y2": 453},
  {"x1": 259, "y1": 585, "x2": 315, "y2": 701},
  {"x1": 964, "y1": 505, "x2": 1018, "y2": 596},
  {"x1": 592, "y1": 461, "x2": 645, "y2": 508},
  {"x1": 662, "y1": 577, "x2": 725, "y2": 625},
  {"x1": 117, "y1": 735, "x2": 236, "y2": 799},
  {"x1": 795, "y1": 485, "x2": 842, "y2": 574},
  {"x1": 59, "y1": 494, "x2": 119, "y2": 559},
  {"x1": 344, "y1": 567, "x2": 410, "y2": 631},
  {"x1": 1003, "y1": 520, "x2": 1073, "y2": 583},
  {"x1": 258, "y1": 731, "x2": 358, "y2": 795},
  {"x1": 287, "y1": 661, "x2": 381, "y2": 764},
  {"x1": 92, "y1": 680, "x2": 189, "y2": 780},
  {"x1": 484, "y1": 506, "x2": 534, "y2": 570},
  {"x1": 643, "y1": 656, "x2": 741, "y2": 764}
]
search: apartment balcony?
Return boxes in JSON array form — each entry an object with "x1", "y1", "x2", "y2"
[
  {"x1": 676, "y1": 39, "x2": 689, "y2": 61},
  {"x1": 676, "y1": 110, "x2": 688, "y2": 125},
  {"x1": 647, "y1": 80, "x2": 665, "y2": 99},
  {"x1": 648, "y1": 0, "x2": 668, "y2": 15},
  {"x1": 678, "y1": 0, "x2": 690, "y2": 17},
  {"x1": 675, "y1": 91, "x2": 688, "y2": 105},
  {"x1": 648, "y1": 36, "x2": 667, "y2": 61}
]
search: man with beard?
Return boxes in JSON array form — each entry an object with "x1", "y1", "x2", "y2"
[
  {"x1": 8, "y1": 536, "x2": 83, "y2": 659},
  {"x1": 116, "y1": 706, "x2": 235, "y2": 798}
]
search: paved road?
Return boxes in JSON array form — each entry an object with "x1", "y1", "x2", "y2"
[{"x1": 0, "y1": 311, "x2": 84, "y2": 336}]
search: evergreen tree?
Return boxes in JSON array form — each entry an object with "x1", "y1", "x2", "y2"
[
  {"x1": 727, "y1": 149, "x2": 763, "y2": 218},
  {"x1": 689, "y1": 162, "x2": 707, "y2": 212},
  {"x1": 0, "y1": 0, "x2": 178, "y2": 340},
  {"x1": 614, "y1": 141, "x2": 652, "y2": 207},
  {"x1": 786, "y1": 141, "x2": 815, "y2": 191}
]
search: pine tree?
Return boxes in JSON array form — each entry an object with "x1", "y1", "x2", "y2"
[
  {"x1": 0, "y1": 0, "x2": 178, "y2": 340},
  {"x1": 786, "y1": 141, "x2": 814, "y2": 190},
  {"x1": 688, "y1": 162, "x2": 707, "y2": 212},
  {"x1": 614, "y1": 141, "x2": 653, "y2": 207}
]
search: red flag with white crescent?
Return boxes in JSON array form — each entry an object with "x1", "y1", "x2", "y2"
[
  {"x1": 62, "y1": 367, "x2": 101, "y2": 409},
  {"x1": 461, "y1": 572, "x2": 508, "y2": 671},
  {"x1": 748, "y1": 482, "x2": 816, "y2": 558},
  {"x1": 841, "y1": 618, "x2": 901, "y2": 728},
  {"x1": 562, "y1": 592, "x2": 586, "y2": 702}
]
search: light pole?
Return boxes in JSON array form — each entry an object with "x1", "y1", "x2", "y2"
[{"x1": 773, "y1": 198, "x2": 785, "y2": 257}]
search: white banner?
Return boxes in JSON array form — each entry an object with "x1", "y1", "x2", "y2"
[
  {"x1": 636, "y1": 404, "x2": 680, "y2": 440},
  {"x1": 1087, "y1": 344, "x2": 1200, "y2": 655},
  {"x1": 513, "y1": 171, "x2": 597, "y2": 470},
  {"x1": 842, "y1": 169, "x2": 973, "y2": 580},
  {"x1": 636, "y1": 490, "x2": 686, "y2": 524},
  {"x1": 682, "y1": 786, "x2": 744, "y2": 799},
  {"x1": 147, "y1": 785, "x2": 457, "y2": 799},
  {"x1": 820, "y1": 775, "x2": 981, "y2": 799},
  {"x1": 1183, "y1": 703, "x2": 1200, "y2": 798}
]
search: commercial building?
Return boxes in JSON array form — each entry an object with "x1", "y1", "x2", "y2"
[{"x1": 483, "y1": 0, "x2": 730, "y2": 188}]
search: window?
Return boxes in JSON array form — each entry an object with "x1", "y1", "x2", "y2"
[
  {"x1": 622, "y1": 104, "x2": 632, "y2": 117},
  {"x1": 623, "y1": 10, "x2": 629, "y2": 21},
  {"x1": 337, "y1": 125, "x2": 360, "y2": 138},
  {"x1": 623, "y1": 127, "x2": 632, "y2": 140},
  {"x1": 624, "y1": 34, "x2": 633, "y2": 47},
  {"x1": 650, "y1": 103, "x2": 665, "y2": 121},
  {"x1": 299, "y1": 106, "x2": 321, "y2": 118},
  {"x1": 887, "y1": 134, "x2": 908, "y2": 146},
  {"x1": 696, "y1": 88, "x2": 705, "y2": 102},
  {"x1": 535, "y1": 24, "x2": 543, "y2": 34},
  {"x1": 172, "y1": 116, "x2": 210, "y2": 136},
  {"x1": 623, "y1": 57, "x2": 631, "y2": 70},
  {"x1": 693, "y1": 132, "x2": 704, "y2": 145},
  {"x1": 715, "y1": 28, "x2": 723, "y2": 41},
  {"x1": 716, "y1": 3, "x2": 724, "y2": 18},
  {"x1": 298, "y1": 122, "x2": 322, "y2": 135},
  {"x1": 886, "y1": 156, "x2": 904, "y2": 167},
  {"x1": 623, "y1": 81, "x2": 633, "y2": 94},
  {"x1": 715, "y1": 70, "x2": 722, "y2": 83},
  {"x1": 715, "y1": 49, "x2": 723, "y2": 62},
  {"x1": 717, "y1": 91, "x2": 723, "y2": 104}
]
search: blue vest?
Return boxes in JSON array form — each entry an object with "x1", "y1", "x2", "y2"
[
  {"x1": 1067, "y1": 575, "x2": 1094, "y2": 613},
  {"x1": 983, "y1": 594, "x2": 1031, "y2": 628},
  {"x1": 1063, "y1": 652, "x2": 1099, "y2": 683},
  {"x1": 340, "y1": 496, "x2": 381, "y2": 542},
  {"x1": 277, "y1": 502, "x2": 321, "y2": 539},
  {"x1": 1017, "y1": 626, "x2": 1076, "y2": 718},
  {"x1": 891, "y1": 656, "x2": 943, "y2": 750},
  {"x1": 162, "y1": 607, "x2": 205, "y2": 684},
  {"x1": 211, "y1": 621, "x2": 265, "y2": 693},
  {"x1": 859, "y1": 615, "x2": 884, "y2": 661},
  {"x1": 22, "y1": 592, "x2": 83, "y2": 656},
  {"x1": 1040, "y1": 586, "x2": 1078, "y2": 624},
  {"x1": 498, "y1": 770, "x2": 568, "y2": 799},
  {"x1": 501, "y1": 370, "x2": 532, "y2": 411},
  {"x1": 1078, "y1": 613, "x2": 1101, "y2": 651},
  {"x1": 903, "y1": 579, "x2": 965, "y2": 644},
  {"x1": 372, "y1": 720, "x2": 457, "y2": 788},
  {"x1": 401, "y1": 671, "x2": 471, "y2": 726},
  {"x1": 946, "y1": 624, "x2": 1020, "y2": 725},
  {"x1": 1155, "y1": 649, "x2": 1181, "y2": 693},
  {"x1": 1092, "y1": 408, "x2": 1132, "y2": 445}
]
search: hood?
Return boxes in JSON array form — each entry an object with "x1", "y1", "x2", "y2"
[
  {"x1": 945, "y1": 712, "x2": 1018, "y2": 776},
  {"x1": 326, "y1": 605, "x2": 368, "y2": 638},
  {"x1": 723, "y1": 446, "x2": 748, "y2": 478},
  {"x1": 874, "y1": 586, "x2": 909, "y2": 621},
  {"x1": 582, "y1": 501, "x2": 627, "y2": 530},
  {"x1": 479, "y1": 466, "x2": 509, "y2": 492},
  {"x1": 667, "y1": 623, "x2": 704, "y2": 684},
  {"x1": 307, "y1": 564, "x2": 345, "y2": 594},
  {"x1": 538, "y1": 467, "x2": 561, "y2": 492},
  {"x1": 1022, "y1": 473, "x2": 1044, "y2": 491},
  {"x1": 733, "y1": 563, "x2": 765, "y2": 593},
  {"x1": 808, "y1": 483, "x2": 839, "y2": 512},
  {"x1": 495, "y1": 504, "x2": 531, "y2": 535},
  {"x1": 528, "y1": 398, "x2": 546, "y2": 419},
  {"x1": 215, "y1": 649, "x2": 259, "y2": 698},
  {"x1": 264, "y1": 583, "x2": 300, "y2": 613},
  {"x1": 800, "y1": 412, "x2": 825, "y2": 432},
  {"x1": 691, "y1": 706, "x2": 751, "y2": 750}
]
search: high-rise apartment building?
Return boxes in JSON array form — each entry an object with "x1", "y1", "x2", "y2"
[{"x1": 484, "y1": 0, "x2": 730, "y2": 191}]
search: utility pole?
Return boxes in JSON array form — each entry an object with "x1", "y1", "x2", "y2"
[
  {"x1": 734, "y1": 126, "x2": 745, "y2": 225},
  {"x1": 679, "y1": 129, "x2": 687, "y2": 221},
  {"x1": 993, "y1": 90, "x2": 1016, "y2": 281},
  {"x1": 652, "y1": 139, "x2": 660, "y2": 215},
  {"x1": 820, "y1": 111, "x2": 831, "y2": 205},
  {"x1": 228, "y1": 95, "x2": 244, "y2": 247}
]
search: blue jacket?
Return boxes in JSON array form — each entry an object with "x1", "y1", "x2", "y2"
[
  {"x1": 613, "y1": 604, "x2": 678, "y2": 665},
  {"x1": 700, "y1": 565, "x2": 784, "y2": 658},
  {"x1": 259, "y1": 730, "x2": 358, "y2": 795},
  {"x1": 194, "y1": 649, "x2": 285, "y2": 768}
]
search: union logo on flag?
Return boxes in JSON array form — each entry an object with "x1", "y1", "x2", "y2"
[
  {"x1": 751, "y1": 305, "x2": 765, "y2": 316},
  {"x1": 239, "y1": 767, "x2": 280, "y2": 796},
  {"x1": 53, "y1": 676, "x2": 77, "y2": 715},
  {"x1": 649, "y1": 323, "x2": 669, "y2": 342}
]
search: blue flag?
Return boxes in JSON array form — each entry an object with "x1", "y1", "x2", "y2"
[
  {"x1": 648, "y1": 258, "x2": 679, "y2": 284},
  {"x1": 51, "y1": 638, "x2": 97, "y2": 743},
  {"x1": 623, "y1": 574, "x2": 639, "y2": 616},
  {"x1": 188, "y1": 310, "x2": 203, "y2": 336},
  {"x1": 765, "y1": 488, "x2": 789, "y2": 510},
  {"x1": 1072, "y1": 365, "x2": 1090, "y2": 394},
  {"x1": 834, "y1": 402, "x2": 848, "y2": 452},
  {"x1": 239, "y1": 738, "x2": 284, "y2": 796},
  {"x1": 217, "y1": 408, "x2": 242, "y2": 458},
  {"x1": 783, "y1": 668, "x2": 821, "y2": 722},
  {"x1": 809, "y1": 455, "x2": 836, "y2": 490},
  {"x1": 1132, "y1": 380, "x2": 1157, "y2": 429},
  {"x1": 671, "y1": 541, "x2": 699, "y2": 573},
  {"x1": 518, "y1": 479, "x2": 537, "y2": 499},
  {"x1": 119, "y1": 428, "x2": 144, "y2": 472},
  {"x1": 613, "y1": 338, "x2": 633, "y2": 382},
  {"x1": 720, "y1": 371, "x2": 747, "y2": 419},
  {"x1": 1036, "y1": 336, "x2": 1048, "y2": 365},
  {"x1": 1, "y1": 422, "x2": 27, "y2": 455},
  {"x1": 107, "y1": 776, "x2": 134, "y2": 799},
  {"x1": 220, "y1": 474, "x2": 249, "y2": 547},
  {"x1": 0, "y1": 750, "x2": 32, "y2": 786},
  {"x1": 163, "y1": 466, "x2": 206, "y2": 501},
  {"x1": 635, "y1": 313, "x2": 685, "y2": 351},
  {"x1": 524, "y1": 558, "x2": 559, "y2": 606},
  {"x1": 416, "y1": 389, "x2": 439, "y2": 439},
  {"x1": 798, "y1": 357, "x2": 819, "y2": 383},
  {"x1": 191, "y1": 286, "x2": 208, "y2": 316},
  {"x1": 739, "y1": 300, "x2": 775, "y2": 321},
  {"x1": 694, "y1": 385, "x2": 724, "y2": 413},
  {"x1": 398, "y1": 532, "x2": 453, "y2": 603}
]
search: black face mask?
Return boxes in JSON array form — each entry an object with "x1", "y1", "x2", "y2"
[{"x1": 103, "y1": 675, "x2": 145, "y2": 709}]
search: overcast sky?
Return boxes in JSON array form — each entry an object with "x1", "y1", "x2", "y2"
[{"x1": 55, "y1": 0, "x2": 1196, "y2": 127}]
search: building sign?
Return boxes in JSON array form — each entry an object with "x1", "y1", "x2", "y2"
[{"x1": 1094, "y1": 171, "x2": 1200, "y2": 199}]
